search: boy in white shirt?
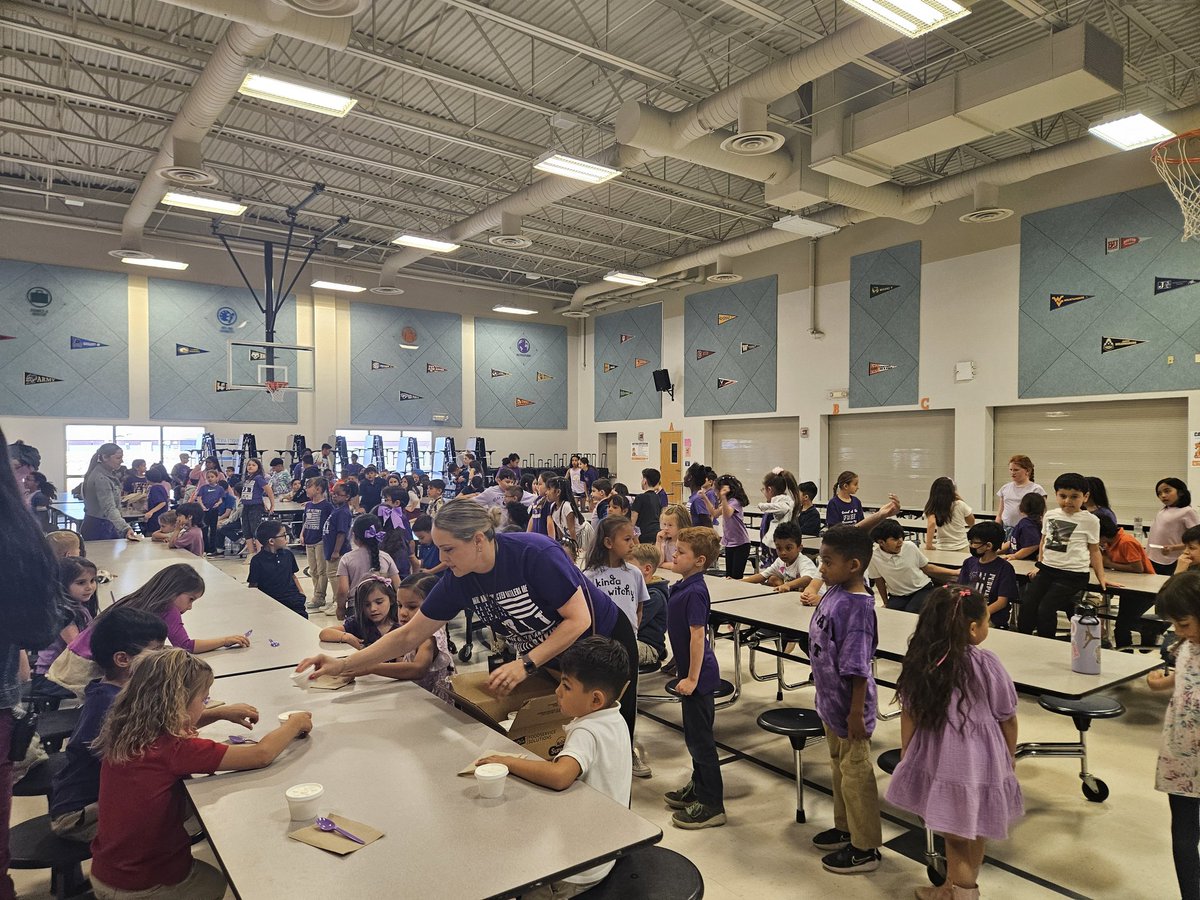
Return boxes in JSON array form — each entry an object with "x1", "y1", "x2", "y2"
[
  {"x1": 866, "y1": 520, "x2": 959, "y2": 613},
  {"x1": 743, "y1": 523, "x2": 817, "y2": 592},
  {"x1": 477, "y1": 637, "x2": 632, "y2": 899},
  {"x1": 1018, "y1": 472, "x2": 1107, "y2": 638}
]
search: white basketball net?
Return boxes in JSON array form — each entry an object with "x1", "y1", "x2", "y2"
[
  {"x1": 266, "y1": 380, "x2": 288, "y2": 403},
  {"x1": 1152, "y1": 131, "x2": 1200, "y2": 241}
]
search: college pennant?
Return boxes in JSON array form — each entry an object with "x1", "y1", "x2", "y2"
[
  {"x1": 717, "y1": 314, "x2": 737, "y2": 325},
  {"x1": 214, "y1": 380, "x2": 232, "y2": 392},
  {"x1": 1049, "y1": 293, "x2": 1093, "y2": 310},
  {"x1": 868, "y1": 362, "x2": 898, "y2": 375},
  {"x1": 740, "y1": 342, "x2": 760, "y2": 353},
  {"x1": 716, "y1": 378, "x2": 737, "y2": 389},
  {"x1": 695, "y1": 349, "x2": 716, "y2": 360},
  {"x1": 248, "y1": 348, "x2": 267, "y2": 361},
  {"x1": 24, "y1": 372, "x2": 62, "y2": 385},
  {"x1": 603, "y1": 363, "x2": 619, "y2": 373},
  {"x1": 619, "y1": 333, "x2": 634, "y2": 343},
  {"x1": 1101, "y1": 336, "x2": 1146, "y2": 354},
  {"x1": 371, "y1": 360, "x2": 394, "y2": 370},
  {"x1": 426, "y1": 363, "x2": 448, "y2": 373},
  {"x1": 0, "y1": 335, "x2": 13, "y2": 341},
  {"x1": 536, "y1": 372, "x2": 554, "y2": 381},
  {"x1": 634, "y1": 358, "x2": 649, "y2": 368},
  {"x1": 619, "y1": 389, "x2": 633, "y2": 398},
  {"x1": 514, "y1": 397, "x2": 535, "y2": 407},
  {"x1": 1154, "y1": 277, "x2": 1200, "y2": 295},
  {"x1": 398, "y1": 391, "x2": 423, "y2": 401},
  {"x1": 70, "y1": 336, "x2": 107, "y2": 350},
  {"x1": 176, "y1": 343, "x2": 208, "y2": 355},
  {"x1": 490, "y1": 369, "x2": 510, "y2": 378},
  {"x1": 870, "y1": 284, "x2": 899, "y2": 297},
  {"x1": 1105, "y1": 236, "x2": 1144, "y2": 254}
]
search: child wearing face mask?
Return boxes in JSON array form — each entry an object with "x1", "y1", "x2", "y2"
[{"x1": 956, "y1": 521, "x2": 1019, "y2": 630}]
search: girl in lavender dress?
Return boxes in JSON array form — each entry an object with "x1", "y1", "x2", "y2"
[
  {"x1": 1149, "y1": 570, "x2": 1200, "y2": 900},
  {"x1": 887, "y1": 586, "x2": 1024, "y2": 900}
]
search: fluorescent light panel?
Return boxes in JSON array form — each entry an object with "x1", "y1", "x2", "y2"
[
  {"x1": 603, "y1": 270, "x2": 657, "y2": 287},
  {"x1": 1088, "y1": 113, "x2": 1174, "y2": 151},
  {"x1": 310, "y1": 280, "x2": 365, "y2": 293},
  {"x1": 492, "y1": 305, "x2": 538, "y2": 315},
  {"x1": 842, "y1": 0, "x2": 969, "y2": 37},
  {"x1": 391, "y1": 234, "x2": 460, "y2": 253},
  {"x1": 772, "y1": 215, "x2": 841, "y2": 238},
  {"x1": 534, "y1": 151, "x2": 621, "y2": 184},
  {"x1": 121, "y1": 257, "x2": 188, "y2": 271},
  {"x1": 161, "y1": 192, "x2": 247, "y2": 216},
  {"x1": 398, "y1": 344, "x2": 420, "y2": 350},
  {"x1": 238, "y1": 73, "x2": 357, "y2": 118}
]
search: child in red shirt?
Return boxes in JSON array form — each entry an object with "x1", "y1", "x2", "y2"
[
  {"x1": 1098, "y1": 517, "x2": 1157, "y2": 650},
  {"x1": 89, "y1": 648, "x2": 313, "y2": 899}
]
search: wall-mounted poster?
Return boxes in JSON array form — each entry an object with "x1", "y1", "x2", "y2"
[{"x1": 594, "y1": 304, "x2": 662, "y2": 422}]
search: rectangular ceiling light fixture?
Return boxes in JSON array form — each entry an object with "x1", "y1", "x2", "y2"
[
  {"x1": 534, "y1": 151, "x2": 621, "y2": 184},
  {"x1": 603, "y1": 270, "x2": 657, "y2": 287},
  {"x1": 121, "y1": 257, "x2": 189, "y2": 271},
  {"x1": 310, "y1": 280, "x2": 366, "y2": 293},
  {"x1": 492, "y1": 305, "x2": 538, "y2": 315},
  {"x1": 398, "y1": 344, "x2": 420, "y2": 350},
  {"x1": 841, "y1": 0, "x2": 969, "y2": 38},
  {"x1": 238, "y1": 73, "x2": 357, "y2": 117},
  {"x1": 162, "y1": 192, "x2": 247, "y2": 216},
  {"x1": 772, "y1": 215, "x2": 841, "y2": 238},
  {"x1": 391, "y1": 234, "x2": 461, "y2": 253},
  {"x1": 1088, "y1": 113, "x2": 1174, "y2": 151}
]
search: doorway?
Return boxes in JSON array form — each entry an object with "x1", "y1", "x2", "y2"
[
  {"x1": 660, "y1": 430, "x2": 682, "y2": 503},
  {"x1": 599, "y1": 432, "x2": 616, "y2": 478}
]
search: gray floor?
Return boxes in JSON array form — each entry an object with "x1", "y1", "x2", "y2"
[{"x1": 11, "y1": 557, "x2": 1181, "y2": 898}]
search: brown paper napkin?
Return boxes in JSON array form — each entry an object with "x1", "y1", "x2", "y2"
[
  {"x1": 307, "y1": 674, "x2": 354, "y2": 691},
  {"x1": 288, "y1": 815, "x2": 383, "y2": 855},
  {"x1": 457, "y1": 750, "x2": 533, "y2": 777}
]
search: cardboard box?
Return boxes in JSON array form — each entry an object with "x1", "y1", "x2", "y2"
[{"x1": 450, "y1": 671, "x2": 569, "y2": 760}]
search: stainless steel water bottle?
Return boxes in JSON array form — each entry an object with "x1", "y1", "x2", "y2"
[{"x1": 1071, "y1": 601, "x2": 1102, "y2": 675}]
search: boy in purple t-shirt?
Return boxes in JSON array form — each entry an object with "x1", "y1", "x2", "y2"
[
  {"x1": 809, "y1": 525, "x2": 883, "y2": 875},
  {"x1": 662, "y1": 527, "x2": 726, "y2": 830}
]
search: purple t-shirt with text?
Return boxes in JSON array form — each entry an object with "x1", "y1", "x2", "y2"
[
  {"x1": 809, "y1": 585, "x2": 877, "y2": 738},
  {"x1": 240, "y1": 474, "x2": 266, "y2": 506},
  {"x1": 825, "y1": 495, "x2": 864, "y2": 528},
  {"x1": 957, "y1": 555, "x2": 1019, "y2": 627}
]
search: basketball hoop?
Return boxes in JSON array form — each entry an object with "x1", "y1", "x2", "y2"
[
  {"x1": 1152, "y1": 129, "x2": 1200, "y2": 241},
  {"x1": 265, "y1": 380, "x2": 289, "y2": 403}
]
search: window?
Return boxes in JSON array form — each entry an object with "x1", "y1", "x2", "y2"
[
  {"x1": 336, "y1": 429, "x2": 433, "y2": 473},
  {"x1": 65, "y1": 425, "x2": 205, "y2": 493}
]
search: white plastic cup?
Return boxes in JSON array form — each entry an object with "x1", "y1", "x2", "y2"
[
  {"x1": 290, "y1": 671, "x2": 310, "y2": 689},
  {"x1": 285, "y1": 783, "x2": 324, "y2": 821},
  {"x1": 475, "y1": 763, "x2": 509, "y2": 799},
  {"x1": 279, "y1": 709, "x2": 309, "y2": 724}
]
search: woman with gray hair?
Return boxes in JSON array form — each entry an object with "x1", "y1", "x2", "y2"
[
  {"x1": 298, "y1": 499, "x2": 641, "y2": 738},
  {"x1": 81, "y1": 443, "x2": 137, "y2": 541}
]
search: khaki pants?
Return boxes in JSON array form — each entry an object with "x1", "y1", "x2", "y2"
[
  {"x1": 636, "y1": 640, "x2": 663, "y2": 667},
  {"x1": 824, "y1": 725, "x2": 883, "y2": 850},
  {"x1": 305, "y1": 544, "x2": 329, "y2": 605},
  {"x1": 51, "y1": 804, "x2": 99, "y2": 843},
  {"x1": 91, "y1": 860, "x2": 226, "y2": 900}
]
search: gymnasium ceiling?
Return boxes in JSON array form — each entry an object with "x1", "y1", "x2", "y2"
[{"x1": 1, "y1": 0, "x2": 1198, "y2": 300}]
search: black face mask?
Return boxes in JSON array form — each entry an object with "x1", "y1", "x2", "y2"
[{"x1": 969, "y1": 545, "x2": 985, "y2": 558}]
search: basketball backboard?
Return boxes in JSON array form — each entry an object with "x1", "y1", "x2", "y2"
[{"x1": 226, "y1": 341, "x2": 315, "y2": 391}]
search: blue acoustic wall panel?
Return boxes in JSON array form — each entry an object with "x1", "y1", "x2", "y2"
[
  {"x1": 148, "y1": 279, "x2": 297, "y2": 422},
  {"x1": 683, "y1": 275, "x2": 777, "y2": 416},
  {"x1": 0, "y1": 260, "x2": 129, "y2": 417},
  {"x1": 474, "y1": 318, "x2": 567, "y2": 429},
  {"x1": 849, "y1": 241, "x2": 921, "y2": 409},
  {"x1": 1019, "y1": 184, "x2": 1200, "y2": 397},
  {"x1": 594, "y1": 304, "x2": 663, "y2": 422},
  {"x1": 350, "y1": 303, "x2": 463, "y2": 426}
]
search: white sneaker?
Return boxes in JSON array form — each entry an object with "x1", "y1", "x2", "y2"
[
  {"x1": 321, "y1": 603, "x2": 338, "y2": 617},
  {"x1": 305, "y1": 598, "x2": 325, "y2": 611},
  {"x1": 632, "y1": 745, "x2": 652, "y2": 778}
]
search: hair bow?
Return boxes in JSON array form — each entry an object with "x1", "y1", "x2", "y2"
[
  {"x1": 363, "y1": 525, "x2": 387, "y2": 543},
  {"x1": 356, "y1": 573, "x2": 392, "y2": 590}
]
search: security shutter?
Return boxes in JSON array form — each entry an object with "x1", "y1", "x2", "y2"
[
  {"x1": 993, "y1": 398, "x2": 1186, "y2": 523},
  {"x1": 827, "y1": 410, "x2": 955, "y2": 509},
  {"x1": 711, "y1": 417, "x2": 799, "y2": 491}
]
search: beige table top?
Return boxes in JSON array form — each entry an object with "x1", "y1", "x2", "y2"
[
  {"x1": 714, "y1": 593, "x2": 1161, "y2": 699},
  {"x1": 187, "y1": 671, "x2": 661, "y2": 900},
  {"x1": 84, "y1": 541, "x2": 344, "y2": 678}
]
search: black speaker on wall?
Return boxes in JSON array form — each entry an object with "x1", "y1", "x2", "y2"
[{"x1": 652, "y1": 368, "x2": 675, "y2": 401}]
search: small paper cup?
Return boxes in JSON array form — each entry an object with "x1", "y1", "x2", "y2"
[
  {"x1": 278, "y1": 710, "x2": 310, "y2": 730},
  {"x1": 290, "y1": 671, "x2": 310, "y2": 688},
  {"x1": 285, "y1": 783, "x2": 324, "y2": 821},
  {"x1": 474, "y1": 763, "x2": 509, "y2": 799}
]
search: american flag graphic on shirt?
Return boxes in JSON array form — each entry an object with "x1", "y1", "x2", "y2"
[{"x1": 470, "y1": 585, "x2": 555, "y2": 653}]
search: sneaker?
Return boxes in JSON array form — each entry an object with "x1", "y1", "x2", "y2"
[
  {"x1": 663, "y1": 782, "x2": 696, "y2": 809},
  {"x1": 631, "y1": 746, "x2": 652, "y2": 779},
  {"x1": 821, "y1": 845, "x2": 881, "y2": 874},
  {"x1": 671, "y1": 801, "x2": 726, "y2": 830},
  {"x1": 321, "y1": 602, "x2": 338, "y2": 617},
  {"x1": 305, "y1": 598, "x2": 325, "y2": 611},
  {"x1": 811, "y1": 828, "x2": 852, "y2": 851}
]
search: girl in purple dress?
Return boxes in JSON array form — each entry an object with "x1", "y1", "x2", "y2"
[{"x1": 887, "y1": 586, "x2": 1024, "y2": 900}]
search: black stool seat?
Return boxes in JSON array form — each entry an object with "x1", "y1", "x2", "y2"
[
  {"x1": 756, "y1": 708, "x2": 824, "y2": 750},
  {"x1": 741, "y1": 627, "x2": 780, "y2": 645},
  {"x1": 14, "y1": 752, "x2": 68, "y2": 798},
  {"x1": 1038, "y1": 694, "x2": 1125, "y2": 719},
  {"x1": 8, "y1": 815, "x2": 92, "y2": 868},
  {"x1": 638, "y1": 660, "x2": 663, "y2": 675},
  {"x1": 38, "y1": 707, "x2": 82, "y2": 752},
  {"x1": 581, "y1": 846, "x2": 703, "y2": 900},
  {"x1": 877, "y1": 748, "x2": 902, "y2": 775},
  {"x1": 666, "y1": 678, "x2": 734, "y2": 699}
]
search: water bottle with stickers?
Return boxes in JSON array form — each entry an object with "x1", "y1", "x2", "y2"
[{"x1": 1070, "y1": 601, "x2": 1101, "y2": 675}]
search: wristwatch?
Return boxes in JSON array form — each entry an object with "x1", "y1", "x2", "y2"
[{"x1": 520, "y1": 653, "x2": 538, "y2": 675}]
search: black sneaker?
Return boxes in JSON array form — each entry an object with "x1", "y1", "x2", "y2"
[
  {"x1": 811, "y1": 827, "x2": 852, "y2": 851},
  {"x1": 671, "y1": 801, "x2": 727, "y2": 830},
  {"x1": 821, "y1": 845, "x2": 881, "y2": 874},
  {"x1": 663, "y1": 782, "x2": 696, "y2": 809}
]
